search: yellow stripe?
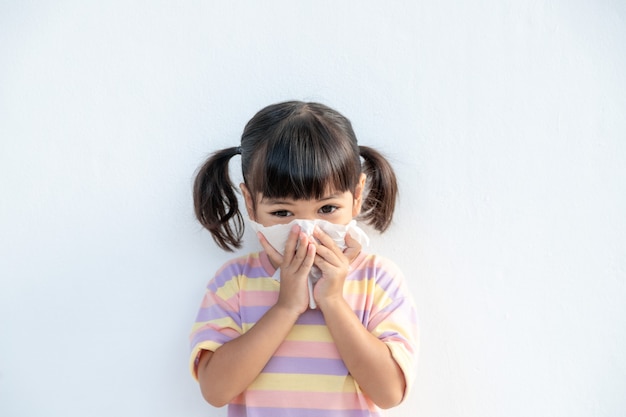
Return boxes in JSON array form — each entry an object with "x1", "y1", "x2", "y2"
[
  {"x1": 214, "y1": 275, "x2": 278, "y2": 299},
  {"x1": 243, "y1": 277, "x2": 280, "y2": 291},
  {"x1": 343, "y1": 278, "x2": 374, "y2": 296},
  {"x1": 190, "y1": 317, "x2": 242, "y2": 333},
  {"x1": 286, "y1": 324, "x2": 333, "y2": 342},
  {"x1": 214, "y1": 276, "x2": 241, "y2": 299},
  {"x1": 248, "y1": 373, "x2": 356, "y2": 393},
  {"x1": 344, "y1": 279, "x2": 393, "y2": 310}
]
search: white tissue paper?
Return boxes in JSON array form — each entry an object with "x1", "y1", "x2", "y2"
[{"x1": 250, "y1": 219, "x2": 370, "y2": 309}]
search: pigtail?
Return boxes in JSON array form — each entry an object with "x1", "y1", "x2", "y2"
[
  {"x1": 193, "y1": 147, "x2": 243, "y2": 251},
  {"x1": 358, "y1": 146, "x2": 398, "y2": 232}
]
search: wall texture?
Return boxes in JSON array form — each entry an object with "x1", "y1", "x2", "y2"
[{"x1": 1, "y1": 1, "x2": 625, "y2": 416}]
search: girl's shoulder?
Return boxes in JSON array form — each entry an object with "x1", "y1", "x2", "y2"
[
  {"x1": 352, "y1": 251, "x2": 403, "y2": 276},
  {"x1": 350, "y1": 252, "x2": 409, "y2": 289},
  {"x1": 213, "y1": 251, "x2": 275, "y2": 279},
  {"x1": 350, "y1": 252, "x2": 413, "y2": 302}
]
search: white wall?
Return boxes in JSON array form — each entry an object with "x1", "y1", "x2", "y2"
[{"x1": 1, "y1": 1, "x2": 625, "y2": 416}]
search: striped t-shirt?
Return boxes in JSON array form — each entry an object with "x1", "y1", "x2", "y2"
[{"x1": 189, "y1": 251, "x2": 418, "y2": 417}]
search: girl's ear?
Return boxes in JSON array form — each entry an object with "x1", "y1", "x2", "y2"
[
  {"x1": 352, "y1": 173, "x2": 367, "y2": 217},
  {"x1": 239, "y1": 183, "x2": 256, "y2": 221}
]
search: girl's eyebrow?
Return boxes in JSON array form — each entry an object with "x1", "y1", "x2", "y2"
[
  {"x1": 261, "y1": 198, "x2": 294, "y2": 205},
  {"x1": 261, "y1": 195, "x2": 341, "y2": 205},
  {"x1": 318, "y1": 194, "x2": 341, "y2": 201}
]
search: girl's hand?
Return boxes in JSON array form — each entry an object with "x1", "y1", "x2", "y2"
[
  {"x1": 258, "y1": 225, "x2": 315, "y2": 315},
  {"x1": 311, "y1": 227, "x2": 362, "y2": 308}
]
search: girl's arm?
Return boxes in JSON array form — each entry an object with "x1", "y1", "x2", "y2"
[
  {"x1": 197, "y1": 226, "x2": 315, "y2": 407},
  {"x1": 197, "y1": 303, "x2": 301, "y2": 407},
  {"x1": 317, "y1": 296, "x2": 406, "y2": 409},
  {"x1": 312, "y1": 229, "x2": 406, "y2": 409}
]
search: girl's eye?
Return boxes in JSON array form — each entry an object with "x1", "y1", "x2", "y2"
[
  {"x1": 319, "y1": 205, "x2": 338, "y2": 214},
  {"x1": 271, "y1": 210, "x2": 292, "y2": 217}
]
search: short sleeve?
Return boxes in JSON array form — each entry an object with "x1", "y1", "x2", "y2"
[
  {"x1": 189, "y1": 262, "x2": 244, "y2": 380},
  {"x1": 366, "y1": 257, "x2": 419, "y2": 401}
]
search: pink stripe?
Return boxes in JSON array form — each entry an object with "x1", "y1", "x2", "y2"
[
  {"x1": 344, "y1": 292, "x2": 370, "y2": 306},
  {"x1": 258, "y1": 251, "x2": 276, "y2": 274},
  {"x1": 200, "y1": 295, "x2": 211, "y2": 308},
  {"x1": 241, "y1": 290, "x2": 279, "y2": 306},
  {"x1": 200, "y1": 292, "x2": 240, "y2": 311},
  {"x1": 275, "y1": 341, "x2": 340, "y2": 359}
]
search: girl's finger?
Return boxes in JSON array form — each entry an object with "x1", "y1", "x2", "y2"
[
  {"x1": 282, "y1": 224, "x2": 302, "y2": 264},
  {"x1": 312, "y1": 227, "x2": 343, "y2": 261},
  {"x1": 291, "y1": 231, "x2": 312, "y2": 268},
  {"x1": 342, "y1": 231, "x2": 362, "y2": 263},
  {"x1": 301, "y1": 241, "x2": 316, "y2": 271},
  {"x1": 258, "y1": 231, "x2": 283, "y2": 267}
]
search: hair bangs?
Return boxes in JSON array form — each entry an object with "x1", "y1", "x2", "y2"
[{"x1": 248, "y1": 111, "x2": 361, "y2": 200}]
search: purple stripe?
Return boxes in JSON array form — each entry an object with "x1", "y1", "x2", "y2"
[
  {"x1": 262, "y1": 356, "x2": 348, "y2": 376},
  {"x1": 209, "y1": 253, "x2": 274, "y2": 290},
  {"x1": 375, "y1": 296, "x2": 415, "y2": 321},
  {"x1": 228, "y1": 404, "x2": 380, "y2": 417},
  {"x1": 368, "y1": 270, "x2": 401, "y2": 295},
  {"x1": 237, "y1": 306, "x2": 327, "y2": 325},
  {"x1": 190, "y1": 327, "x2": 236, "y2": 349},
  {"x1": 197, "y1": 304, "x2": 329, "y2": 327},
  {"x1": 240, "y1": 305, "x2": 271, "y2": 323},
  {"x1": 347, "y1": 259, "x2": 403, "y2": 291},
  {"x1": 377, "y1": 329, "x2": 412, "y2": 343},
  {"x1": 196, "y1": 304, "x2": 241, "y2": 323},
  {"x1": 209, "y1": 265, "x2": 270, "y2": 291},
  {"x1": 296, "y1": 309, "x2": 326, "y2": 325}
]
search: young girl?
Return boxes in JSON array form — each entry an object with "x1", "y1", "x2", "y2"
[{"x1": 189, "y1": 101, "x2": 418, "y2": 416}]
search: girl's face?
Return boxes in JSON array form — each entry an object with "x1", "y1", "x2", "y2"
[{"x1": 241, "y1": 174, "x2": 366, "y2": 227}]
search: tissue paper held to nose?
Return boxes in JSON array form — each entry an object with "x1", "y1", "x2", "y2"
[{"x1": 250, "y1": 219, "x2": 369, "y2": 308}]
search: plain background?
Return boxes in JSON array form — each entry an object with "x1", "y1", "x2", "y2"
[{"x1": 1, "y1": 1, "x2": 625, "y2": 416}]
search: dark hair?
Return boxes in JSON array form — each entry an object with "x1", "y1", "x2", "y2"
[{"x1": 193, "y1": 101, "x2": 398, "y2": 251}]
